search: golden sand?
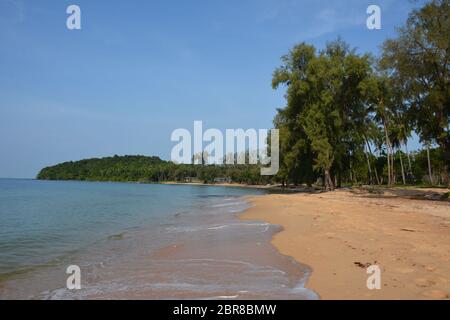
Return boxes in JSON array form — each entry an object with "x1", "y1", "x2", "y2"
[{"x1": 241, "y1": 188, "x2": 450, "y2": 299}]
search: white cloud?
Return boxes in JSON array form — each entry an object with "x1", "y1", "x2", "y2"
[{"x1": 251, "y1": 0, "x2": 399, "y2": 41}]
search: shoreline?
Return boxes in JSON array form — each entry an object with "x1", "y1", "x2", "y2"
[
  {"x1": 241, "y1": 188, "x2": 450, "y2": 300},
  {"x1": 32, "y1": 178, "x2": 450, "y2": 197}
]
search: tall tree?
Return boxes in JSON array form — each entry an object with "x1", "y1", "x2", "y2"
[
  {"x1": 272, "y1": 39, "x2": 374, "y2": 191},
  {"x1": 380, "y1": 0, "x2": 450, "y2": 182},
  {"x1": 272, "y1": 43, "x2": 318, "y2": 187}
]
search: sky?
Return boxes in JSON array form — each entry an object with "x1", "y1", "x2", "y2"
[{"x1": 0, "y1": 0, "x2": 426, "y2": 178}]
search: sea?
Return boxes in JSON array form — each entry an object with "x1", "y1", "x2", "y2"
[{"x1": 0, "y1": 179, "x2": 317, "y2": 299}]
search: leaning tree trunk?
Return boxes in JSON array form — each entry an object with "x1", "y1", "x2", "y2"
[
  {"x1": 364, "y1": 150, "x2": 373, "y2": 184},
  {"x1": 365, "y1": 139, "x2": 381, "y2": 185},
  {"x1": 404, "y1": 139, "x2": 413, "y2": 175},
  {"x1": 398, "y1": 148, "x2": 406, "y2": 185}
]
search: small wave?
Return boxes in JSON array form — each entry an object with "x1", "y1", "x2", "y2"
[
  {"x1": 173, "y1": 258, "x2": 282, "y2": 273},
  {"x1": 165, "y1": 226, "x2": 201, "y2": 233},
  {"x1": 207, "y1": 225, "x2": 228, "y2": 230},
  {"x1": 168, "y1": 222, "x2": 271, "y2": 233},
  {"x1": 209, "y1": 201, "x2": 246, "y2": 208},
  {"x1": 291, "y1": 284, "x2": 319, "y2": 300},
  {"x1": 107, "y1": 232, "x2": 126, "y2": 240},
  {"x1": 173, "y1": 211, "x2": 189, "y2": 218},
  {"x1": 228, "y1": 209, "x2": 246, "y2": 213},
  {"x1": 197, "y1": 194, "x2": 231, "y2": 199}
]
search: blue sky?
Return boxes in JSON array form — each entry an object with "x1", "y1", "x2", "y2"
[{"x1": 0, "y1": 0, "x2": 425, "y2": 178}]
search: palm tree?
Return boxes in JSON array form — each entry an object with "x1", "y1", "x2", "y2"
[{"x1": 363, "y1": 122, "x2": 382, "y2": 185}]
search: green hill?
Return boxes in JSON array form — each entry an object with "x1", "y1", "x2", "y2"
[{"x1": 36, "y1": 155, "x2": 268, "y2": 185}]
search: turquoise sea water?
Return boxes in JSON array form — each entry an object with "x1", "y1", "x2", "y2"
[{"x1": 0, "y1": 179, "x2": 316, "y2": 299}]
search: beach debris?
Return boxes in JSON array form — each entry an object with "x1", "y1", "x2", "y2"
[
  {"x1": 400, "y1": 228, "x2": 416, "y2": 232},
  {"x1": 354, "y1": 261, "x2": 378, "y2": 269}
]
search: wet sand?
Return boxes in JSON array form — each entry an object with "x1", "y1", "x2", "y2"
[{"x1": 242, "y1": 188, "x2": 450, "y2": 299}]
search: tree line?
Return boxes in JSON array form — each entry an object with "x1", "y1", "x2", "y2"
[
  {"x1": 36, "y1": 146, "x2": 446, "y2": 188},
  {"x1": 272, "y1": 0, "x2": 449, "y2": 190}
]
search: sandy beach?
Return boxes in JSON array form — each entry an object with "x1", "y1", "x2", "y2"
[{"x1": 242, "y1": 188, "x2": 450, "y2": 300}]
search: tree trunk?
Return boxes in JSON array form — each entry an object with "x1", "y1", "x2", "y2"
[
  {"x1": 436, "y1": 134, "x2": 450, "y2": 184},
  {"x1": 365, "y1": 140, "x2": 381, "y2": 185},
  {"x1": 373, "y1": 165, "x2": 380, "y2": 186},
  {"x1": 364, "y1": 150, "x2": 373, "y2": 184},
  {"x1": 328, "y1": 173, "x2": 335, "y2": 191},
  {"x1": 324, "y1": 171, "x2": 330, "y2": 191},
  {"x1": 324, "y1": 169, "x2": 334, "y2": 192},
  {"x1": 426, "y1": 145, "x2": 433, "y2": 185},
  {"x1": 390, "y1": 143, "x2": 395, "y2": 184},
  {"x1": 337, "y1": 171, "x2": 342, "y2": 188},
  {"x1": 349, "y1": 160, "x2": 356, "y2": 185},
  {"x1": 404, "y1": 139, "x2": 413, "y2": 175},
  {"x1": 398, "y1": 148, "x2": 406, "y2": 185},
  {"x1": 383, "y1": 121, "x2": 392, "y2": 186}
]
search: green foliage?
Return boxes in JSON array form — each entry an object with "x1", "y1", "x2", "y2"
[
  {"x1": 272, "y1": 39, "x2": 375, "y2": 190},
  {"x1": 271, "y1": 0, "x2": 449, "y2": 189},
  {"x1": 37, "y1": 155, "x2": 271, "y2": 185},
  {"x1": 380, "y1": 0, "x2": 450, "y2": 165}
]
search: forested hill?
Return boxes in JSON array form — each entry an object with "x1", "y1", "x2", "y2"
[
  {"x1": 36, "y1": 155, "x2": 269, "y2": 184},
  {"x1": 37, "y1": 155, "x2": 170, "y2": 182}
]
